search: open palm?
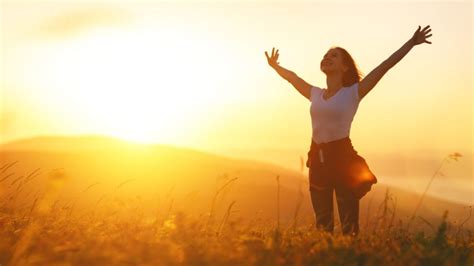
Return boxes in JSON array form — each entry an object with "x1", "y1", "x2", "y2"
[
  {"x1": 265, "y1": 47, "x2": 280, "y2": 68},
  {"x1": 412, "y1": 25, "x2": 433, "y2": 45}
]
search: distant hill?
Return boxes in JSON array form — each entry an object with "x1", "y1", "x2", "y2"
[
  {"x1": 1, "y1": 135, "x2": 472, "y2": 233},
  {"x1": 1, "y1": 135, "x2": 206, "y2": 154}
]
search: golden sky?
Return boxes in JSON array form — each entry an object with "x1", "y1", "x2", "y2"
[{"x1": 1, "y1": 0, "x2": 472, "y2": 164}]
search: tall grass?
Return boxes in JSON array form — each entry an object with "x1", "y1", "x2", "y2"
[
  {"x1": 0, "y1": 152, "x2": 472, "y2": 265},
  {"x1": 406, "y1": 152, "x2": 464, "y2": 231}
]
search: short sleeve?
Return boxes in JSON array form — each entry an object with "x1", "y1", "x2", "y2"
[
  {"x1": 310, "y1": 86, "x2": 322, "y2": 102},
  {"x1": 352, "y1": 82, "x2": 361, "y2": 102}
]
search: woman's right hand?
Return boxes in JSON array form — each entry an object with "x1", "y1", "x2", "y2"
[
  {"x1": 265, "y1": 47, "x2": 280, "y2": 68},
  {"x1": 264, "y1": 47, "x2": 312, "y2": 100}
]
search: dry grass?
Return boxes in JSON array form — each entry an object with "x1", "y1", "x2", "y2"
[{"x1": 0, "y1": 153, "x2": 473, "y2": 265}]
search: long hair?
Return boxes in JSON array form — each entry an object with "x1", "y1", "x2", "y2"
[{"x1": 333, "y1": 46, "x2": 365, "y2": 87}]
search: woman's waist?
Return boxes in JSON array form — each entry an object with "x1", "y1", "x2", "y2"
[
  {"x1": 308, "y1": 136, "x2": 356, "y2": 158},
  {"x1": 311, "y1": 136, "x2": 352, "y2": 149},
  {"x1": 312, "y1": 121, "x2": 354, "y2": 131}
]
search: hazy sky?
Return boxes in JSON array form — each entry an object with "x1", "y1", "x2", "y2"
[{"x1": 1, "y1": 0, "x2": 472, "y2": 161}]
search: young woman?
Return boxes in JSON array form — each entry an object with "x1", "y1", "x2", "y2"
[{"x1": 265, "y1": 25, "x2": 432, "y2": 236}]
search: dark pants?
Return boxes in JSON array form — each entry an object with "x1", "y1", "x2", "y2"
[
  {"x1": 307, "y1": 137, "x2": 361, "y2": 236},
  {"x1": 309, "y1": 182, "x2": 360, "y2": 236}
]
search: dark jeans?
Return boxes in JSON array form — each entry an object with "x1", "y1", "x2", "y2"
[
  {"x1": 307, "y1": 137, "x2": 361, "y2": 236},
  {"x1": 309, "y1": 182, "x2": 360, "y2": 236}
]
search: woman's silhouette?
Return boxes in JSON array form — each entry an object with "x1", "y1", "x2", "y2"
[{"x1": 265, "y1": 25, "x2": 432, "y2": 236}]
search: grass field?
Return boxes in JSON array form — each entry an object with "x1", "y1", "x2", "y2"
[
  {"x1": 0, "y1": 138, "x2": 472, "y2": 265},
  {"x1": 1, "y1": 167, "x2": 472, "y2": 265}
]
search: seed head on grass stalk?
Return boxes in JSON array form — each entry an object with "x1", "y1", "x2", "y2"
[
  {"x1": 292, "y1": 180, "x2": 304, "y2": 231},
  {"x1": 207, "y1": 176, "x2": 238, "y2": 231},
  {"x1": 272, "y1": 174, "x2": 282, "y2": 252},
  {"x1": 407, "y1": 152, "x2": 462, "y2": 232},
  {"x1": 1, "y1": 160, "x2": 18, "y2": 174},
  {"x1": 275, "y1": 175, "x2": 280, "y2": 230},
  {"x1": 217, "y1": 200, "x2": 236, "y2": 237},
  {"x1": 10, "y1": 168, "x2": 67, "y2": 266},
  {"x1": 455, "y1": 205, "x2": 472, "y2": 239}
]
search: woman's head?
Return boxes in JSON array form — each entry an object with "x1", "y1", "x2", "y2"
[{"x1": 320, "y1": 46, "x2": 364, "y2": 87}]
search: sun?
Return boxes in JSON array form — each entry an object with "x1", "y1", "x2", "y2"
[{"x1": 29, "y1": 25, "x2": 231, "y2": 145}]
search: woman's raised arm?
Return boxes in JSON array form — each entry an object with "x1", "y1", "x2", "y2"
[
  {"x1": 265, "y1": 47, "x2": 313, "y2": 100},
  {"x1": 358, "y1": 25, "x2": 433, "y2": 100}
]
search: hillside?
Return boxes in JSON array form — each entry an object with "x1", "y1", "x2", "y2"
[{"x1": 1, "y1": 135, "x2": 472, "y2": 232}]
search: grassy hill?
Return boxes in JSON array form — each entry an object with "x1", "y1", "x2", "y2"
[
  {"x1": 1, "y1": 135, "x2": 471, "y2": 230},
  {"x1": 0, "y1": 135, "x2": 472, "y2": 265}
]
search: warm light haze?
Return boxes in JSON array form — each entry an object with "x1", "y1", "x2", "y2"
[
  {"x1": 1, "y1": 1, "x2": 473, "y2": 264},
  {"x1": 1, "y1": 0, "x2": 472, "y2": 171}
]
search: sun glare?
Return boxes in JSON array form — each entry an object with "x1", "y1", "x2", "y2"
[{"x1": 27, "y1": 25, "x2": 232, "y2": 145}]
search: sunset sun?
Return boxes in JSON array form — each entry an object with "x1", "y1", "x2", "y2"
[{"x1": 25, "y1": 25, "x2": 231, "y2": 144}]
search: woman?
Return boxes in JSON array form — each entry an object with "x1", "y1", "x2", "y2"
[{"x1": 265, "y1": 25, "x2": 432, "y2": 236}]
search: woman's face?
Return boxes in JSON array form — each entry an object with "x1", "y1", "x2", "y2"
[{"x1": 320, "y1": 48, "x2": 348, "y2": 75}]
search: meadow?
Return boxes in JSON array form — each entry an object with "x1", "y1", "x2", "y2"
[{"x1": 0, "y1": 137, "x2": 472, "y2": 265}]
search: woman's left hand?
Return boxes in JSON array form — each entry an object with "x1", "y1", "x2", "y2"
[{"x1": 411, "y1": 25, "x2": 433, "y2": 45}]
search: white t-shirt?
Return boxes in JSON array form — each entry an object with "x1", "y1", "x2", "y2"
[{"x1": 310, "y1": 82, "x2": 361, "y2": 144}]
